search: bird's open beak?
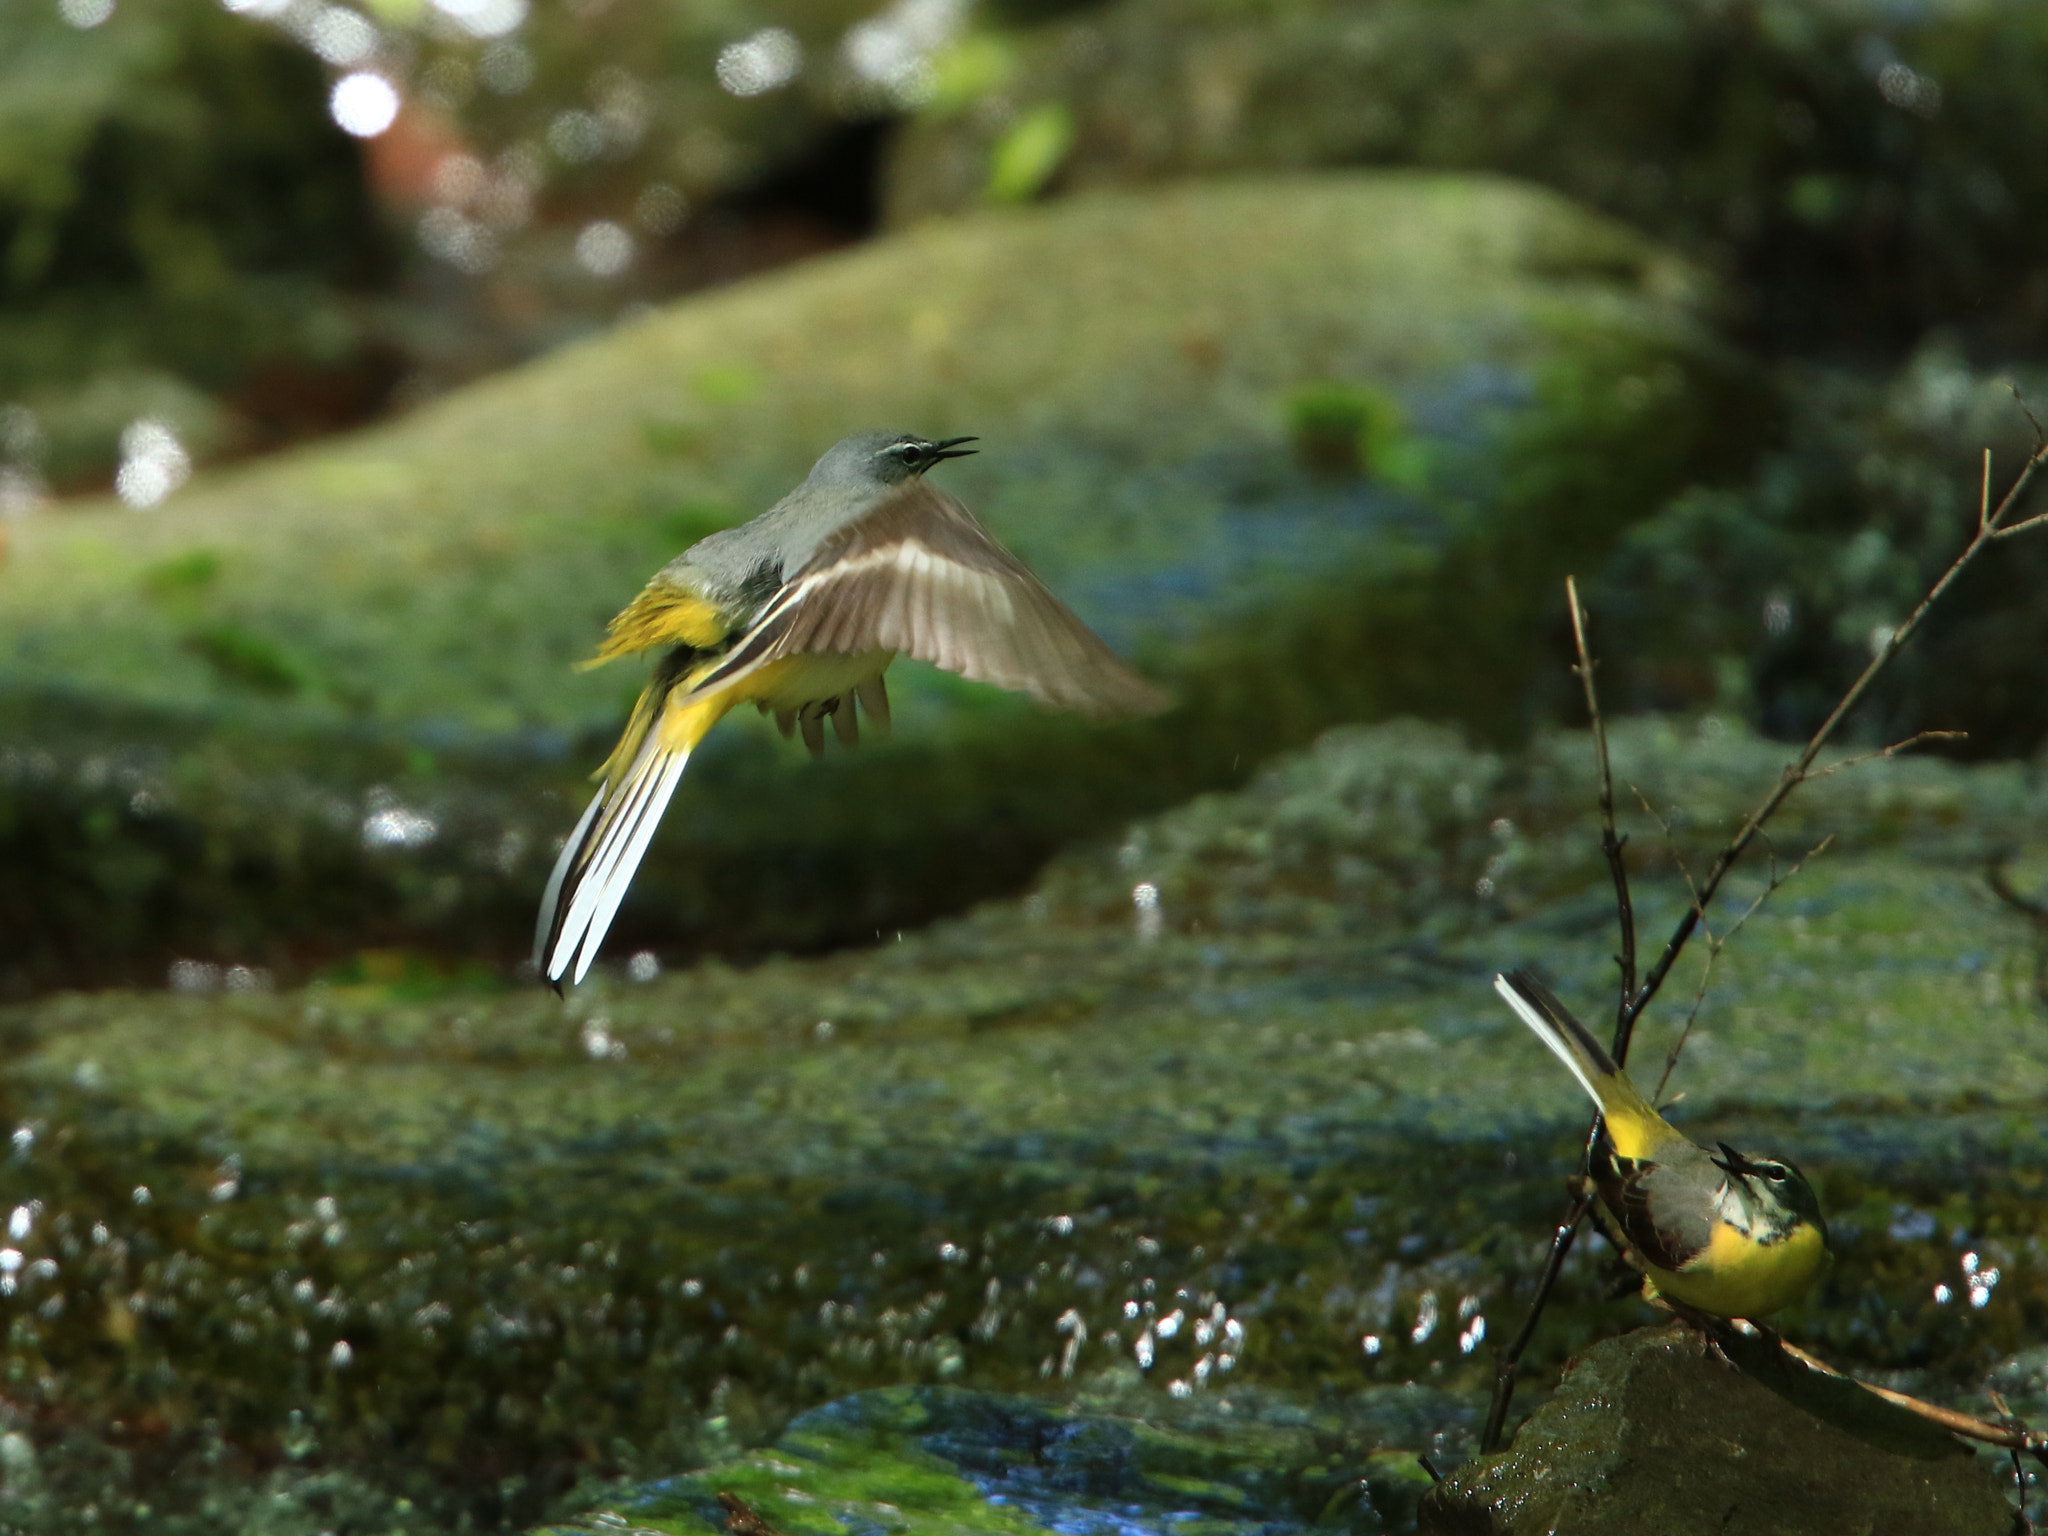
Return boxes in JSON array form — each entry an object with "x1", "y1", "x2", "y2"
[
  {"x1": 1711, "y1": 1141, "x2": 1760, "y2": 1186},
  {"x1": 929, "y1": 436, "x2": 979, "y2": 461}
]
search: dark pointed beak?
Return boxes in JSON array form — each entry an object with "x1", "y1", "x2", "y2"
[
  {"x1": 1711, "y1": 1141, "x2": 1758, "y2": 1183},
  {"x1": 929, "y1": 436, "x2": 978, "y2": 462}
]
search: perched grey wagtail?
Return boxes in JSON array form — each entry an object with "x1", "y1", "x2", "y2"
[
  {"x1": 1494, "y1": 969, "x2": 1830, "y2": 1319},
  {"x1": 535, "y1": 431, "x2": 1168, "y2": 987}
]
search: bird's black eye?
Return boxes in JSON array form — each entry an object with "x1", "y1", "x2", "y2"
[
  {"x1": 1760, "y1": 1165, "x2": 1787, "y2": 1182},
  {"x1": 893, "y1": 443, "x2": 925, "y2": 464}
]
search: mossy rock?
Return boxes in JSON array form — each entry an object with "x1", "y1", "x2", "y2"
[
  {"x1": 0, "y1": 719, "x2": 2044, "y2": 1528},
  {"x1": 528, "y1": 1383, "x2": 1452, "y2": 1536},
  {"x1": 0, "y1": 173, "x2": 1755, "y2": 989},
  {"x1": 887, "y1": 0, "x2": 2048, "y2": 354},
  {"x1": 1420, "y1": 1324, "x2": 2011, "y2": 1534}
]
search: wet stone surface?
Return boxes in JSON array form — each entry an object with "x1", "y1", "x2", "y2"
[
  {"x1": 1419, "y1": 1324, "x2": 2012, "y2": 1536},
  {"x1": 0, "y1": 719, "x2": 2041, "y2": 1530},
  {"x1": 532, "y1": 1384, "x2": 1450, "y2": 1536}
]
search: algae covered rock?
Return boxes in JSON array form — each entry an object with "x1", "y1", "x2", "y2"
[
  {"x1": 536, "y1": 1384, "x2": 1455, "y2": 1536},
  {"x1": 886, "y1": 0, "x2": 2048, "y2": 354},
  {"x1": 0, "y1": 173, "x2": 1755, "y2": 989},
  {"x1": 0, "y1": 719, "x2": 2044, "y2": 1528},
  {"x1": 1419, "y1": 1324, "x2": 2013, "y2": 1535}
]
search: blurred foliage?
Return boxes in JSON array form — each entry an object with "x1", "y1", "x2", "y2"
[
  {"x1": 1589, "y1": 346, "x2": 2048, "y2": 757},
  {"x1": 887, "y1": 0, "x2": 2048, "y2": 356},
  {"x1": 0, "y1": 720, "x2": 2042, "y2": 1529},
  {"x1": 0, "y1": 0, "x2": 396, "y2": 489}
]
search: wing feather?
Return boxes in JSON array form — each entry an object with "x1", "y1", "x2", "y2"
[{"x1": 731, "y1": 480, "x2": 1167, "y2": 719}]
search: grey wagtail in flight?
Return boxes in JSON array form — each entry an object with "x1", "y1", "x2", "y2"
[
  {"x1": 1493, "y1": 969, "x2": 1829, "y2": 1319},
  {"x1": 535, "y1": 430, "x2": 1168, "y2": 987}
]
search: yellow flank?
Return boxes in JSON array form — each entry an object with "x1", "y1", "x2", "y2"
[
  {"x1": 579, "y1": 583, "x2": 733, "y2": 669},
  {"x1": 597, "y1": 650, "x2": 897, "y2": 791},
  {"x1": 1650, "y1": 1219, "x2": 1830, "y2": 1319},
  {"x1": 743, "y1": 649, "x2": 894, "y2": 713}
]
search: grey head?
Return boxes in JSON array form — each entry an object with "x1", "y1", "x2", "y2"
[
  {"x1": 805, "y1": 431, "x2": 978, "y2": 490},
  {"x1": 1710, "y1": 1142, "x2": 1827, "y2": 1244},
  {"x1": 672, "y1": 431, "x2": 981, "y2": 600}
]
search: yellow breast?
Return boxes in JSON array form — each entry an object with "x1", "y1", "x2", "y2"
[{"x1": 1649, "y1": 1219, "x2": 1829, "y2": 1319}]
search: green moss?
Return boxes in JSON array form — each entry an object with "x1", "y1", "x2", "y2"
[
  {"x1": 0, "y1": 175, "x2": 1759, "y2": 985},
  {"x1": 0, "y1": 720, "x2": 2043, "y2": 1528},
  {"x1": 883, "y1": 0, "x2": 2048, "y2": 355}
]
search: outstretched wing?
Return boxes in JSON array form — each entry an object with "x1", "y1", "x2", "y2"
[{"x1": 692, "y1": 479, "x2": 1169, "y2": 719}]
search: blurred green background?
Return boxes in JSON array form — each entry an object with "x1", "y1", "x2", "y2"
[{"x1": 2, "y1": 0, "x2": 2047, "y2": 1530}]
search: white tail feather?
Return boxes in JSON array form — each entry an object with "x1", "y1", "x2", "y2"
[
  {"x1": 569, "y1": 753, "x2": 688, "y2": 984},
  {"x1": 1493, "y1": 973, "x2": 1606, "y2": 1112},
  {"x1": 534, "y1": 789, "x2": 604, "y2": 968},
  {"x1": 543, "y1": 746, "x2": 690, "y2": 983}
]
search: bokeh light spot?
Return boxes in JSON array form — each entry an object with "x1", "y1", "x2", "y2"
[
  {"x1": 574, "y1": 221, "x2": 634, "y2": 278},
  {"x1": 716, "y1": 28, "x2": 803, "y2": 96},
  {"x1": 329, "y1": 73, "x2": 400, "y2": 138},
  {"x1": 114, "y1": 419, "x2": 191, "y2": 509},
  {"x1": 430, "y1": 0, "x2": 526, "y2": 38},
  {"x1": 308, "y1": 6, "x2": 378, "y2": 65}
]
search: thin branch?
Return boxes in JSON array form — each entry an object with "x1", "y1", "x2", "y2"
[
  {"x1": 1484, "y1": 577, "x2": 1637, "y2": 1453},
  {"x1": 1993, "y1": 508, "x2": 2048, "y2": 540},
  {"x1": 1622, "y1": 441, "x2": 2048, "y2": 1032},
  {"x1": 1988, "y1": 855, "x2": 2048, "y2": 925},
  {"x1": 1802, "y1": 730, "x2": 1967, "y2": 783},
  {"x1": 1630, "y1": 784, "x2": 1712, "y2": 948},
  {"x1": 1654, "y1": 949, "x2": 1721, "y2": 1110},
  {"x1": 1480, "y1": 1196, "x2": 1588, "y2": 1452},
  {"x1": 1652, "y1": 835, "x2": 1832, "y2": 1103},
  {"x1": 1981, "y1": 449, "x2": 1994, "y2": 535},
  {"x1": 1567, "y1": 576, "x2": 1637, "y2": 1042},
  {"x1": 1986, "y1": 853, "x2": 2048, "y2": 1013},
  {"x1": 2010, "y1": 384, "x2": 2046, "y2": 450},
  {"x1": 1772, "y1": 1335, "x2": 2048, "y2": 1463}
]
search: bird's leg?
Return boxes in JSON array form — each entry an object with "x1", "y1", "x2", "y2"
[
  {"x1": 857, "y1": 675, "x2": 891, "y2": 734},
  {"x1": 1660, "y1": 1297, "x2": 1744, "y2": 1368}
]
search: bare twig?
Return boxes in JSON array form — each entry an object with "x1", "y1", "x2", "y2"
[
  {"x1": 1772, "y1": 1335, "x2": 2048, "y2": 1464},
  {"x1": 1479, "y1": 1195, "x2": 1589, "y2": 1451},
  {"x1": 1567, "y1": 576, "x2": 1637, "y2": 1039},
  {"x1": 1621, "y1": 440, "x2": 2048, "y2": 1032},
  {"x1": 1652, "y1": 835, "x2": 1833, "y2": 1103},
  {"x1": 2009, "y1": 385, "x2": 2046, "y2": 450},
  {"x1": 1802, "y1": 730, "x2": 1967, "y2": 783},
  {"x1": 1993, "y1": 509, "x2": 2048, "y2": 540},
  {"x1": 1986, "y1": 853, "x2": 2048, "y2": 1010},
  {"x1": 1989, "y1": 857, "x2": 2048, "y2": 923},
  {"x1": 1483, "y1": 578, "x2": 1637, "y2": 1454},
  {"x1": 1982, "y1": 449, "x2": 1994, "y2": 535},
  {"x1": 1629, "y1": 784, "x2": 1711, "y2": 946}
]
